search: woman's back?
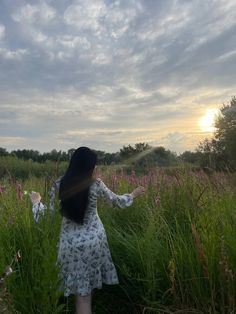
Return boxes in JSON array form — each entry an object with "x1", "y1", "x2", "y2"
[{"x1": 52, "y1": 177, "x2": 133, "y2": 226}]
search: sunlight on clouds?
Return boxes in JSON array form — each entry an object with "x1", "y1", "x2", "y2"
[
  {"x1": 158, "y1": 87, "x2": 181, "y2": 98},
  {"x1": 198, "y1": 108, "x2": 219, "y2": 133},
  {"x1": 150, "y1": 131, "x2": 210, "y2": 153},
  {"x1": 57, "y1": 127, "x2": 212, "y2": 153},
  {"x1": 88, "y1": 115, "x2": 111, "y2": 122},
  {"x1": 0, "y1": 136, "x2": 26, "y2": 145}
]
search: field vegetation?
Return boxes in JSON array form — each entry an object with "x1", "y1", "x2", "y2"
[{"x1": 0, "y1": 164, "x2": 235, "y2": 313}]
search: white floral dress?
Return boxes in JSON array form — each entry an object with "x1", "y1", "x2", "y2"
[{"x1": 49, "y1": 177, "x2": 133, "y2": 297}]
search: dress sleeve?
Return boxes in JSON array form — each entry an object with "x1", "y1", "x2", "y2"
[
  {"x1": 96, "y1": 178, "x2": 133, "y2": 208},
  {"x1": 49, "y1": 177, "x2": 62, "y2": 211},
  {"x1": 32, "y1": 202, "x2": 47, "y2": 223}
]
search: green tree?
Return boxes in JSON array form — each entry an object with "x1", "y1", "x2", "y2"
[
  {"x1": 134, "y1": 142, "x2": 151, "y2": 153},
  {"x1": 197, "y1": 96, "x2": 236, "y2": 169},
  {"x1": 10, "y1": 149, "x2": 40, "y2": 161},
  {"x1": 0, "y1": 147, "x2": 8, "y2": 157},
  {"x1": 119, "y1": 142, "x2": 151, "y2": 160},
  {"x1": 119, "y1": 144, "x2": 136, "y2": 159},
  {"x1": 214, "y1": 96, "x2": 236, "y2": 166},
  {"x1": 179, "y1": 151, "x2": 202, "y2": 164}
]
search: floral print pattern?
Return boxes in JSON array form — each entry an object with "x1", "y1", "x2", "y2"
[
  {"x1": 53, "y1": 177, "x2": 133, "y2": 296},
  {"x1": 32, "y1": 202, "x2": 47, "y2": 222}
]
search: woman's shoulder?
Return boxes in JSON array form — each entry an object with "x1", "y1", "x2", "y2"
[
  {"x1": 91, "y1": 177, "x2": 101, "y2": 187},
  {"x1": 90, "y1": 177, "x2": 103, "y2": 192}
]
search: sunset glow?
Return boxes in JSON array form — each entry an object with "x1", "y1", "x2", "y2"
[
  {"x1": 0, "y1": 1, "x2": 235, "y2": 153},
  {"x1": 199, "y1": 109, "x2": 219, "y2": 133}
]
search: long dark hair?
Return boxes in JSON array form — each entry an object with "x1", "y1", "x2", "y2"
[{"x1": 59, "y1": 147, "x2": 97, "y2": 224}]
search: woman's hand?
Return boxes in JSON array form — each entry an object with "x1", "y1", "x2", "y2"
[
  {"x1": 131, "y1": 186, "x2": 146, "y2": 198},
  {"x1": 29, "y1": 191, "x2": 42, "y2": 205}
]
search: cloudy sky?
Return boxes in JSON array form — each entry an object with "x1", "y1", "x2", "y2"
[{"x1": 0, "y1": 0, "x2": 236, "y2": 154}]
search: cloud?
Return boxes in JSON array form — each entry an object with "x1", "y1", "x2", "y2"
[
  {"x1": 214, "y1": 49, "x2": 236, "y2": 62},
  {"x1": 0, "y1": 24, "x2": 5, "y2": 40},
  {"x1": 63, "y1": 0, "x2": 141, "y2": 38},
  {"x1": 150, "y1": 131, "x2": 209, "y2": 153},
  {"x1": 0, "y1": 136, "x2": 27, "y2": 150},
  {"x1": 11, "y1": 2, "x2": 56, "y2": 25},
  {"x1": 0, "y1": 47, "x2": 28, "y2": 60}
]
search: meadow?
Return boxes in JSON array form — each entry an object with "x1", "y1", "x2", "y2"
[{"x1": 0, "y1": 158, "x2": 236, "y2": 313}]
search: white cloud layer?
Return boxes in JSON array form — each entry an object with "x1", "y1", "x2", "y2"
[{"x1": 0, "y1": 0, "x2": 236, "y2": 153}]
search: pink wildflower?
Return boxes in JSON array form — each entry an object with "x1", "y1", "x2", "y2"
[{"x1": 16, "y1": 182, "x2": 23, "y2": 200}]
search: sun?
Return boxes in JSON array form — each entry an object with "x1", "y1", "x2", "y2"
[{"x1": 199, "y1": 108, "x2": 218, "y2": 133}]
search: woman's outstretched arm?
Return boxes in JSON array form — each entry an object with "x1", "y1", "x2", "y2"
[{"x1": 96, "y1": 178, "x2": 145, "y2": 209}]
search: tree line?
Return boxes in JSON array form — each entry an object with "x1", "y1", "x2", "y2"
[{"x1": 0, "y1": 144, "x2": 178, "y2": 167}]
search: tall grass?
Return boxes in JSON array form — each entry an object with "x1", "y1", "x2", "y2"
[
  {"x1": 0, "y1": 167, "x2": 235, "y2": 313},
  {"x1": 0, "y1": 156, "x2": 67, "y2": 180}
]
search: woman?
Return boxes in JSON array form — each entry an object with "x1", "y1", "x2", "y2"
[{"x1": 29, "y1": 146, "x2": 145, "y2": 314}]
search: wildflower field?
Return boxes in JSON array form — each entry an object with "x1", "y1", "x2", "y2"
[{"x1": 0, "y1": 162, "x2": 236, "y2": 314}]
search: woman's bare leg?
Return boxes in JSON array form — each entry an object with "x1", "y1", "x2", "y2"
[{"x1": 75, "y1": 293, "x2": 92, "y2": 314}]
